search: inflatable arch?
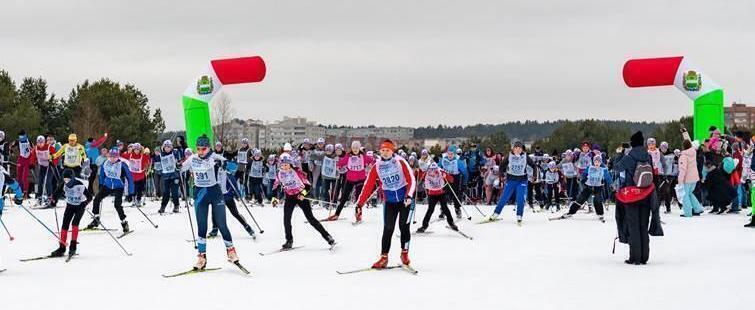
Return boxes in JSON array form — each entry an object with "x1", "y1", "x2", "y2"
[
  {"x1": 622, "y1": 56, "x2": 723, "y2": 142},
  {"x1": 183, "y1": 56, "x2": 266, "y2": 149}
]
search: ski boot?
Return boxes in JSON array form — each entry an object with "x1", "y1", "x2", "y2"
[
  {"x1": 158, "y1": 205, "x2": 166, "y2": 214},
  {"x1": 326, "y1": 235, "x2": 336, "y2": 248},
  {"x1": 448, "y1": 224, "x2": 459, "y2": 231},
  {"x1": 172, "y1": 205, "x2": 180, "y2": 213},
  {"x1": 68, "y1": 240, "x2": 78, "y2": 256},
  {"x1": 193, "y1": 253, "x2": 207, "y2": 270},
  {"x1": 208, "y1": 227, "x2": 219, "y2": 238},
  {"x1": 226, "y1": 247, "x2": 239, "y2": 263},
  {"x1": 455, "y1": 208, "x2": 462, "y2": 219},
  {"x1": 745, "y1": 217, "x2": 755, "y2": 228},
  {"x1": 244, "y1": 225, "x2": 256, "y2": 237},
  {"x1": 416, "y1": 226, "x2": 428, "y2": 233},
  {"x1": 85, "y1": 217, "x2": 101, "y2": 230},
  {"x1": 372, "y1": 254, "x2": 389, "y2": 269},
  {"x1": 598, "y1": 215, "x2": 605, "y2": 223},
  {"x1": 483, "y1": 213, "x2": 499, "y2": 223},
  {"x1": 716, "y1": 207, "x2": 728, "y2": 215},
  {"x1": 355, "y1": 207, "x2": 363, "y2": 223},
  {"x1": 325, "y1": 214, "x2": 339, "y2": 221},
  {"x1": 516, "y1": 215, "x2": 523, "y2": 226},
  {"x1": 400, "y1": 249, "x2": 411, "y2": 265},
  {"x1": 121, "y1": 220, "x2": 130, "y2": 233},
  {"x1": 282, "y1": 240, "x2": 293, "y2": 250},
  {"x1": 50, "y1": 244, "x2": 66, "y2": 257}
]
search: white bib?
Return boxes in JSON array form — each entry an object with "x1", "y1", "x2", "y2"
[
  {"x1": 63, "y1": 146, "x2": 80, "y2": 167},
  {"x1": 442, "y1": 157, "x2": 459, "y2": 175},
  {"x1": 279, "y1": 169, "x2": 304, "y2": 191},
  {"x1": 161, "y1": 154, "x2": 177, "y2": 174},
  {"x1": 545, "y1": 171, "x2": 559, "y2": 184},
  {"x1": 103, "y1": 161, "x2": 123, "y2": 179},
  {"x1": 250, "y1": 161, "x2": 264, "y2": 178},
  {"x1": 586, "y1": 166, "x2": 604, "y2": 187},
  {"x1": 424, "y1": 171, "x2": 445, "y2": 191},
  {"x1": 191, "y1": 156, "x2": 219, "y2": 187},
  {"x1": 377, "y1": 158, "x2": 407, "y2": 192},
  {"x1": 19, "y1": 141, "x2": 31, "y2": 158},
  {"x1": 36, "y1": 149, "x2": 50, "y2": 166},
  {"x1": 64, "y1": 182, "x2": 87, "y2": 205},
  {"x1": 561, "y1": 162, "x2": 576, "y2": 178},
  {"x1": 322, "y1": 156, "x2": 337, "y2": 179},
  {"x1": 348, "y1": 155, "x2": 364, "y2": 171},
  {"x1": 129, "y1": 157, "x2": 143, "y2": 173},
  {"x1": 237, "y1": 150, "x2": 248, "y2": 164},
  {"x1": 507, "y1": 154, "x2": 527, "y2": 176}
]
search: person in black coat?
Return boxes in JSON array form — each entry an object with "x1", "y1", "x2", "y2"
[
  {"x1": 612, "y1": 131, "x2": 660, "y2": 265},
  {"x1": 703, "y1": 157, "x2": 737, "y2": 214}
]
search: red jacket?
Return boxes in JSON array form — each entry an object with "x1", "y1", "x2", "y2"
[
  {"x1": 356, "y1": 156, "x2": 416, "y2": 206},
  {"x1": 122, "y1": 153, "x2": 151, "y2": 181}
]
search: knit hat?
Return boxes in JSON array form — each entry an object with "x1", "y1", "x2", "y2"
[
  {"x1": 253, "y1": 149, "x2": 262, "y2": 157},
  {"x1": 448, "y1": 145, "x2": 458, "y2": 153},
  {"x1": 630, "y1": 131, "x2": 644, "y2": 147},
  {"x1": 163, "y1": 140, "x2": 173, "y2": 147},
  {"x1": 279, "y1": 153, "x2": 294, "y2": 165},
  {"x1": 196, "y1": 135, "x2": 210, "y2": 148},
  {"x1": 317, "y1": 137, "x2": 325, "y2": 144},
  {"x1": 325, "y1": 144, "x2": 334, "y2": 152},
  {"x1": 647, "y1": 138, "x2": 656, "y2": 145},
  {"x1": 592, "y1": 143, "x2": 600, "y2": 151},
  {"x1": 109, "y1": 147, "x2": 120, "y2": 157},
  {"x1": 283, "y1": 142, "x2": 293, "y2": 152},
  {"x1": 36, "y1": 135, "x2": 45, "y2": 144},
  {"x1": 351, "y1": 140, "x2": 362, "y2": 149},
  {"x1": 335, "y1": 143, "x2": 343, "y2": 150},
  {"x1": 241, "y1": 138, "x2": 249, "y2": 145},
  {"x1": 512, "y1": 140, "x2": 524, "y2": 149}
]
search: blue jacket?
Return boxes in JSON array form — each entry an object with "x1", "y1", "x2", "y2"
[
  {"x1": 440, "y1": 154, "x2": 469, "y2": 184},
  {"x1": 98, "y1": 160, "x2": 135, "y2": 194},
  {"x1": 85, "y1": 142, "x2": 100, "y2": 164},
  {"x1": 465, "y1": 150, "x2": 485, "y2": 174},
  {"x1": 580, "y1": 165, "x2": 613, "y2": 186},
  {"x1": 0, "y1": 170, "x2": 22, "y2": 212}
]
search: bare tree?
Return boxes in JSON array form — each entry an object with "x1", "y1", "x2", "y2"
[
  {"x1": 71, "y1": 97, "x2": 107, "y2": 143},
  {"x1": 211, "y1": 91, "x2": 234, "y2": 145}
]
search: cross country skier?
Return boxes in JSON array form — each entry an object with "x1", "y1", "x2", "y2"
[
  {"x1": 417, "y1": 149, "x2": 433, "y2": 203},
  {"x1": 13, "y1": 131, "x2": 33, "y2": 198},
  {"x1": 310, "y1": 138, "x2": 326, "y2": 201},
  {"x1": 440, "y1": 145, "x2": 467, "y2": 219},
  {"x1": 236, "y1": 138, "x2": 252, "y2": 199},
  {"x1": 263, "y1": 154, "x2": 278, "y2": 202},
  {"x1": 181, "y1": 135, "x2": 242, "y2": 270},
  {"x1": 417, "y1": 162, "x2": 458, "y2": 233},
  {"x1": 86, "y1": 148, "x2": 134, "y2": 233},
  {"x1": 84, "y1": 134, "x2": 108, "y2": 191},
  {"x1": 52, "y1": 134, "x2": 87, "y2": 177},
  {"x1": 354, "y1": 140, "x2": 416, "y2": 268},
  {"x1": 0, "y1": 164, "x2": 24, "y2": 218},
  {"x1": 217, "y1": 169, "x2": 256, "y2": 238},
  {"x1": 557, "y1": 155, "x2": 612, "y2": 221},
  {"x1": 247, "y1": 149, "x2": 266, "y2": 205},
  {"x1": 320, "y1": 144, "x2": 339, "y2": 204},
  {"x1": 560, "y1": 151, "x2": 579, "y2": 202},
  {"x1": 543, "y1": 161, "x2": 563, "y2": 211},
  {"x1": 50, "y1": 169, "x2": 92, "y2": 259},
  {"x1": 272, "y1": 153, "x2": 336, "y2": 249},
  {"x1": 482, "y1": 141, "x2": 537, "y2": 225},
  {"x1": 298, "y1": 138, "x2": 314, "y2": 181},
  {"x1": 327, "y1": 141, "x2": 374, "y2": 221},
  {"x1": 0, "y1": 131, "x2": 9, "y2": 170},
  {"x1": 34, "y1": 136, "x2": 57, "y2": 206},
  {"x1": 122, "y1": 143, "x2": 151, "y2": 207},
  {"x1": 158, "y1": 140, "x2": 182, "y2": 214}
]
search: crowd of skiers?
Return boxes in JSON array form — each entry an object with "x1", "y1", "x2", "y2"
[{"x1": 0, "y1": 124, "x2": 754, "y2": 269}]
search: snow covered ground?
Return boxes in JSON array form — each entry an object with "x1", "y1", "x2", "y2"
[{"x1": 0, "y1": 198, "x2": 752, "y2": 310}]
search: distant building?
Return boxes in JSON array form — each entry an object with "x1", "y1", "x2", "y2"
[
  {"x1": 261, "y1": 117, "x2": 327, "y2": 149},
  {"x1": 220, "y1": 118, "x2": 264, "y2": 148},
  {"x1": 725, "y1": 102, "x2": 755, "y2": 129},
  {"x1": 423, "y1": 137, "x2": 469, "y2": 150},
  {"x1": 326, "y1": 126, "x2": 415, "y2": 150}
]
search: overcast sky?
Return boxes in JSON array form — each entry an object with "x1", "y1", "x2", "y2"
[{"x1": 2, "y1": 0, "x2": 754, "y2": 130}]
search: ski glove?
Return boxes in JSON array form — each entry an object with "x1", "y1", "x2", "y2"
[{"x1": 404, "y1": 197, "x2": 412, "y2": 207}]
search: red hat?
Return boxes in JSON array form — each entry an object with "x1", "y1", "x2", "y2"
[{"x1": 380, "y1": 139, "x2": 396, "y2": 151}]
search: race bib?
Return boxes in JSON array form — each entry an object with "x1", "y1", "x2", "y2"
[
  {"x1": 545, "y1": 171, "x2": 559, "y2": 184},
  {"x1": 191, "y1": 157, "x2": 218, "y2": 187},
  {"x1": 103, "y1": 161, "x2": 123, "y2": 179},
  {"x1": 279, "y1": 169, "x2": 304, "y2": 191},
  {"x1": 424, "y1": 172, "x2": 444, "y2": 191},
  {"x1": 36, "y1": 149, "x2": 50, "y2": 166},
  {"x1": 442, "y1": 157, "x2": 459, "y2": 175},
  {"x1": 250, "y1": 161, "x2": 264, "y2": 178},
  {"x1": 348, "y1": 155, "x2": 364, "y2": 171},
  {"x1": 322, "y1": 157, "x2": 337, "y2": 178},
  {"x1": 161, "y1": 154, "x2": 177, "y2": 174},
  {"x1": 586, "y1": 166, "x2": 604, "y2": 187},
  {"x1": 129, "y1": 157, "x2": 143, "y2": 173},
  {"x1": 561, "y1": 162, "x2": 576, "y2": 177},
  {"x1": 64, "y1": 146, "x2": 80, "y2": 167},
  {"x1": 237, "y1": 150, "x2": 248, "y2": 164},
  {"x1": 377, "y1": 158, "x2": 407, "y2": 191},
  {"x1": 507, "y1": 154, "x2": 526, "y2": 176},
  {"x1": 19, "y1": 141, "x2": 31, "y2": 158},
  {"x1": 64, "y1": 184, "x2": 87, "y2": 205}
]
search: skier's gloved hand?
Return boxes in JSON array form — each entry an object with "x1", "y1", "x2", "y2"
[
  {"x1": 13, "y1": 196, "x2": 23, "y2": 206},
  {"x1": 404, "y1": 197, "x2": 412, "y2": 207}
]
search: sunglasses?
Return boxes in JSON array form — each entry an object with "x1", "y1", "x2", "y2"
[{"x1": 197, "y1": 147, "x2": 209, "y2": 152}]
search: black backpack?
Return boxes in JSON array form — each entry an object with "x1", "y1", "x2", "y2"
[{"x1": 633, "y1": 161, "x2": 654, "y2": 188}]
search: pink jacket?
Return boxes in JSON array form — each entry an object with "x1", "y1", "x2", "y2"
[
  {"x1": 273, "y1": 168, "x2": 310, "y2": 196},
  {"x1": 677, "y1": 148, "x2": 699, "y2": 184},
  {"x1": 337, "y1": 151, "x2": 375, "y2": 182}
]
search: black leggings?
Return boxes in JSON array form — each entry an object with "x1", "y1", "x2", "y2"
[
  {"x1": 283, "y1": 196, "x2": 331, "y2": 242},
  {"x1": 224, "y1": 197, "x2": 249, "y2": 228},
  {"x1": 92, "y1": 187, "x2": 127, "y2": 221},
  {"x1": 62, "y1": 203, "x2": 86, "y2": 231},
  {"x1": 334, "y1": 180, "x2": 364, "y2": 216},
  {"x1": 133, "y1": 180, "x2": 146, "y2": 201},
  {"x1": 421, "y1": 194, "x2": 454, "y2": 228},
  {"x1": 568, "y1": 185, "x2": 604, "y2": 215},
  {"x1": 381, "y1": 201, "x2": 411, "y2": 254}
]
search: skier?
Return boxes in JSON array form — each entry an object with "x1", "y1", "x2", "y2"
[
  {"x1": 320, "y1": 144, "x2": 339, "y2": 204},
  {"x1": 52, "y1": 134, "x2": 87, "y2": 177},
  {"x1": 309, "y1": 138, "x2": 326, "y2": 201},
  {"x1": 84, "y1": 134, "x2": 108, "y2": 191},
  {"x1": 543, "y1": 161, "x2": 563, "y2": 211},
  {"x1": 217, "y1": 169, "x2": 257, "y2": 237},
  {"x1": 417, "y1": 162, "x2": 458, "y2": 233},
  {"x1": 658, "y1": 142, "x2": 678, "y2": 213},
  {"x1": 327, "y1": 141, "x2": 374, "y2": 221},
  {"x1": 298, "y1": 138, "x2": 314, "y2": 180},
  {"x1": 247, "y1": 149, "x2": 266, "y2": 205},
  {"x1": 49, "y1": 169, "x2": 92, "y2": 259},
  {"x1": 235, "y1": 138, "x2": 251, "y2": 199},
  {"x1": 181, "y1": 135, "x2": 241, "y2": 270},
  {"x1": 34, "y1": 136, "x2": 56, "y2": 205},
  {"x1": 558, "y1": 155, "x2": 612, "y2": 221},
  {"x1": 482, "y1": 141, "x2": 537, "y2": 225},
  {"x1": 85, "y1": 148, "x2": 133, "y2": 233},
  {"x1": 560, "y1": 151, "x2": 579, "y2": 202},
  {"x1": 440, "y1": 145, "x2": 467, "y2": 219},
  {"x1": 157, "y1": 140, "x2": 182, "y2": 214},
  {"x1": 13, "y1": 131, "x2": 33, "y2": 198},
  {"x1": 355, "y1": 140, "x2": 416, "y2": 268},
  {"x1": 0, "y1": 164, "x2": 24, "y2": 218},
  {"x1": 0, "y1": 131, "x2": 9, "y2": 170},
  {"x1": 263, "y1": 154, "x2": 278, "y2": 202},
  {"x1": 417, "y1": 149, "x2": 433, "y2": 203},
  {"x1": 272, "y1": 153, "x2": 336, "y2": 249},
  {"x1": 122, "y1": 143, "x2": 151, "y2": 207}
]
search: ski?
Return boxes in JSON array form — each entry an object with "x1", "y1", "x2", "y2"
[
  {"x1": 117, "y1": 230, "x2": 134, "y2": 239},
  {"x1": 337, "y1": 265, "x2": 402, "y2": 275},
  {"x1": 80, "y1": 227, "x2": 116, "y2": 232},
  {"x1": 258, "y1": 246, "x2": 305, "y2": 256},
  {"x1": 329, "y1": 242, "x2": 338, "y2": 252},
  {"x1": 351, "y1": 220, "x2": 363, "y2": 226},
  {"x1": 0, "y1": 269, "x2": 6, "y2": 273},
  {"x1": 548, "y1": 215, "x2": 568, "y2": 221},
  {"x1": 20, "y1": 254, "x2": 76, "y2": 262},
  {"x1": 400, "y1": 264, "x2": 419, "y2": 275},
  {"x1": 476, "y1": 218, "x2": 501, "y2": 225},
  {"x1": 65, "y1": 254, "x2": 75, "y2": 263},
  {"x1": 162, "y1": 267, "x2": 222, "y2": 278},
  {"x1": 231, "y1": 261, "x2": 251, "y2": 275},
  {"x1": 446, "y1": 226, "x2": 473, "y2": 240},
  {"x1": 517, "y1": 220, "x2": 523, "y2": 227}
]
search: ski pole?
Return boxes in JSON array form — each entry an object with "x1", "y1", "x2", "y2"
[
  {"x1": 133, "y1": 203, "x2": 159, "y2": 229},
  {"x1": 612, "y1": 236, "x2": 618, "y2": 254},
  {"x1": 0, "y1": 216, "x2": 15, "y2": 241},
  {"x1": 54, "y1": 203, "x2": 60, "y2": 236},
  {"x1": 463, "y1": 191, "x2": 487, "y2": 216},
  {"x1": 304, "y1": 197, "x2": 339, "y2": 207},
  {"x1": 17, "y1": 202, "x2": 65, "y2": 246},
  {"x1": 178, "y1": 172, "x2": 197, "y2": 249},
  {"x1": 228, "y1": 176, "x2": 264, "y2": 233},
  {"x1": 85, "y1": 208, "x2": 132, "y2": 256},
  {"x1": 444, "y1": 181, "x2": 472, "y2": 220}
]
